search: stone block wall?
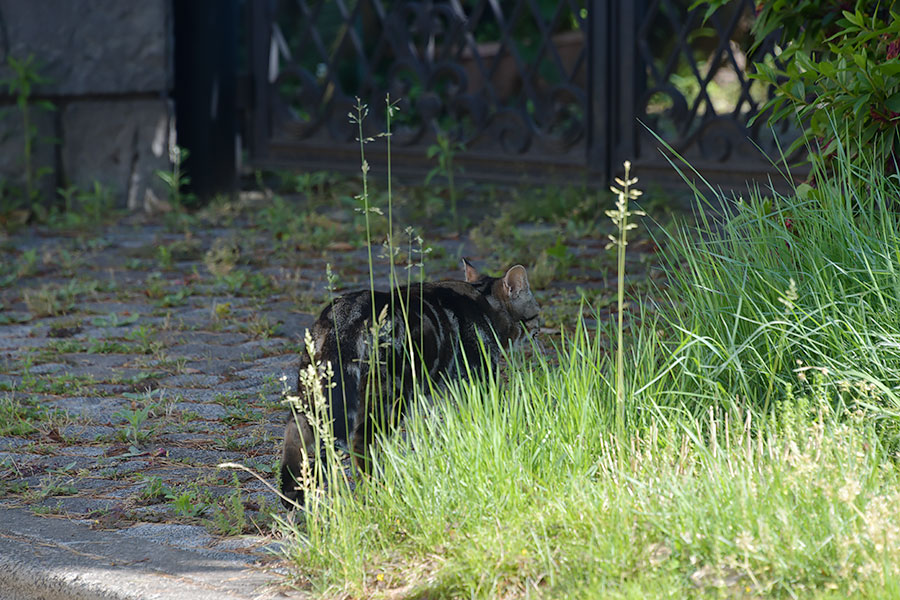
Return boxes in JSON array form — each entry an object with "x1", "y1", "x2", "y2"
[{"x1": 0, "y1": 0, "x2": 174, "y2": 212}]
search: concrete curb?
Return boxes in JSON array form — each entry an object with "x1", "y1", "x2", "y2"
[{"x1": 0, "y1": 507, "x2": 291, "y2": 600}]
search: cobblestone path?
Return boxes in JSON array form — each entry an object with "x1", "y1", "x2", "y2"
[{"x1": 0, "y1": 189, "x2": 666, "y2": 568}]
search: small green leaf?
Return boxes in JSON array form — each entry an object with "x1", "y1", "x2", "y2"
[
  {"x1": 852, "y1": 94, "x2": 871, "y2": 117},
  {"x1": 886, "y1": 93, "x2": 900, "y2": 113},
  {"x1": 878, "y1": 62, "x2": 900, "y2": 76},
  {"x1": 796, "y1": 183, "x2": 814, "y2": 199},
  {"x1": 842, "y1": 10, "x2": 862, "y2": 26}
]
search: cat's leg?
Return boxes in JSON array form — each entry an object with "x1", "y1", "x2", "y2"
[
  {"x1": 280, "y1": 411, "x2": 317, "y2": 509},
  {"x1": 350, "y1": 409, "x2": 377, "y2": 477},
  {"x1": 350, "y1": 356, "x2": 406, "y2": 477},
  {"x1": 350, "y1": 391, "x2": 397, "y2": 477}
]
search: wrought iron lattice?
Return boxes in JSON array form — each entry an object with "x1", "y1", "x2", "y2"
[
  {"x1": 245, "y1": 0, "x2": 801, "y2": 184},
  {"x1": 250, "y1": 0, "x2": 589, "y2": 180},
  {"x1": 622, "y1": 0, "x2": 799, "y2": 177}
]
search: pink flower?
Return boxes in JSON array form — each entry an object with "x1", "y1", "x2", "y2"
[{"x1": 888, "y1": 39, "x2": 900, "y2": 60}]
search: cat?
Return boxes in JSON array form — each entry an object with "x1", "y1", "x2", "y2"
[{"x1": 279, "y1": 259, "x2": 541, "y2": 508}]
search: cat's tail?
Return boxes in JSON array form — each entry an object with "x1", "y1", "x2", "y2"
[{"x1": 280, "y1": 411, "x2": 316, "y2": 510}]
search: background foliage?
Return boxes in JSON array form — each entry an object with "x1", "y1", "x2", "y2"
[{"x1": 701, "y1": 0, "x2": 900, "y2": 170}]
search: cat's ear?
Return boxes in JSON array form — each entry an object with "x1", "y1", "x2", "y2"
[
  {"x1": 461, "y1": 258, "x2": 479, "y2": 283},
  {"x1": 503, "y1": 265, "x2": 530, "y2": 297}
]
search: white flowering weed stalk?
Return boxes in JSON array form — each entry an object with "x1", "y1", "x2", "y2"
[
  {"x1": 273, "y1": 119, "x2": 900, "y2": 597},
  {"x1": 274, "y1": 331, "x2": 355, "y2": 546},
  {"x1": 347, "y1": 96, "x2": 432, "y2": 467},
  {"x1": 606, "y1": 161, "x2": 644, "y2": 445}
]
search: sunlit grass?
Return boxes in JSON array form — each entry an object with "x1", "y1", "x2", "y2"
[
  {"x1": 279, "y1": 324, "x2": 900, "y2": 598},
  {"x1": 272, "y1": 125, "x2": 900, "y2": 598}
]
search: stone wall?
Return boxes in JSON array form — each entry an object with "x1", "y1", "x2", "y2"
[{"x1": 0, "y1": 0, "x2": 173, "y2": 212}]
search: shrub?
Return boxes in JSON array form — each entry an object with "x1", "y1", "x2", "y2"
[{"x1": 701, "y1": 1, "x2": 900, "y2": 171}]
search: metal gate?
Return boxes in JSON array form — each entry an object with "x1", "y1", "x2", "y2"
[{"x1": 244, "y1": 0, "x2": 795, "y2": 185}]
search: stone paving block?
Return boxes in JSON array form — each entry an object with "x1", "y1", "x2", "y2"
[
  {"x1": 70, "y1": 477, "x2": 127, "y2": 493},
  {"x1": 103, "y1": 485, "x2": 148, "y2": 499},
  {"x1": 138, "y1": 466, "x2": 201, "y2": 481},
  {"x1": 0, "y1": 325, "x2": 35, "y2": 339},
  {"x1": 158, "y1": 373, "x2": 223, "y2": 388},
  {"x1": 168, "y1": 343, "x2": 248, "y2": 362},
  {"x1": 63, "y1": 353, "x2": 135, "y2": 370},
  {"x1": 0, "y1": 437, "x2": 32, "y2": 451},
  {"x1": 48, "y1": 396, "x2": 129, "y2": 421},
  {"x1": 182, "y1": 359, "x2": 237, "y2": 377},
  {"x1": 0, "y1": 452, "x2": 50, "y2": 466},
  {"x1": 165, "y1": 448, "x2": 242, "y2": 465},
  {"x1": 77, "y1": 300, "x2": 164, "y2": 316},
  {"x1": 251, "y1": 354, "x2": 298, "y2": 371},
  {"x1": 16, "y1": 455, "x2": 94, "y2": 475},
  {"x1": 223, "y1": 436, "x2": 271, "y2": 455},
  {"x1": 171, "y1": 402, "x2": 229, "y2": 420},
  {"x1": 0, "y1": 337, "x2": 52, "y2": 351},
  {"x1": 222, "y1": 376, "x2": 284, "y2": 397},
  {"x1": 60, "y1": 424, "x2": 117, "y2": 442},
  {"x1": 239, "y1": 339, "x2": 295, "y2": 358},
  {"x1": 39, "y1": 496, "x2": 120, "y2": 516},
  {"x1": 179, "y1": 421, "x2": 231, "y2": 435},
  {"x1": 215, "y1": 378, "x2": 266, "y2": 392},
  {"x1": 165, "y1": 331, "x2": 252, "y2": 346},
  {"x1": 168, "y1": 309, "x2": 213, "y2": 329},
  {"x1": 266, "y1": 310, "x2": 315, "y2": 336},
  {"x1": 159, "y1": 387, "x2": 226, "y2": 403},
  {"x1": 26, "y1": 362, "x2": 69, "y2": 375},
  {"x1": 55, "y1": 363, "x2": 148, "y2": 382},
  {"x1": 157, "y1": 432, "x2": 217, "y2": 445},
  {"x1": 228, "y1": 370, "x2": 285, "y2": 388},
  {"x1": 58, "y1": 446, "x2": 106, "y2": 458},
  {"x1": 95, "y1": 458, "x2": 151, "y2": 478}
]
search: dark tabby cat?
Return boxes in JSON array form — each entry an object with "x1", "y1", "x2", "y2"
[{"x1": 279, "y1": 259, "x2": 541, "y2": 507}]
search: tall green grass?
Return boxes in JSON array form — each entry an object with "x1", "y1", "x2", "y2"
[
  {"x1": 279, "y1": 333, "x2": 900, "y2": 598},
  {"x1": 273, "y1": 133, "x2": 900, "y2": 597},
  {"x1": 654, "y1": 142, "x2": 900, "y2": 441}
]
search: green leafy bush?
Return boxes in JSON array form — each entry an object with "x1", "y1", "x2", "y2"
[{"x1": 701, "y1": 1, "x2": 900, "y2": 169}]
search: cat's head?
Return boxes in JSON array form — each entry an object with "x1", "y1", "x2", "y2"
[{"x1": 462, "y1": 258, "x2": 541, "y2": 340}]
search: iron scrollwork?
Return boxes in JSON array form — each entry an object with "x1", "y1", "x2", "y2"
[
  {"x1": 633, "y1": 0, "x2": 801, "y2": 170},
  {"x1": 247, "y1": 0, "x2": 799, "y2": 181},
  {"x1": 266, "y1": 0, "x2": 589, "y2": 169}
]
